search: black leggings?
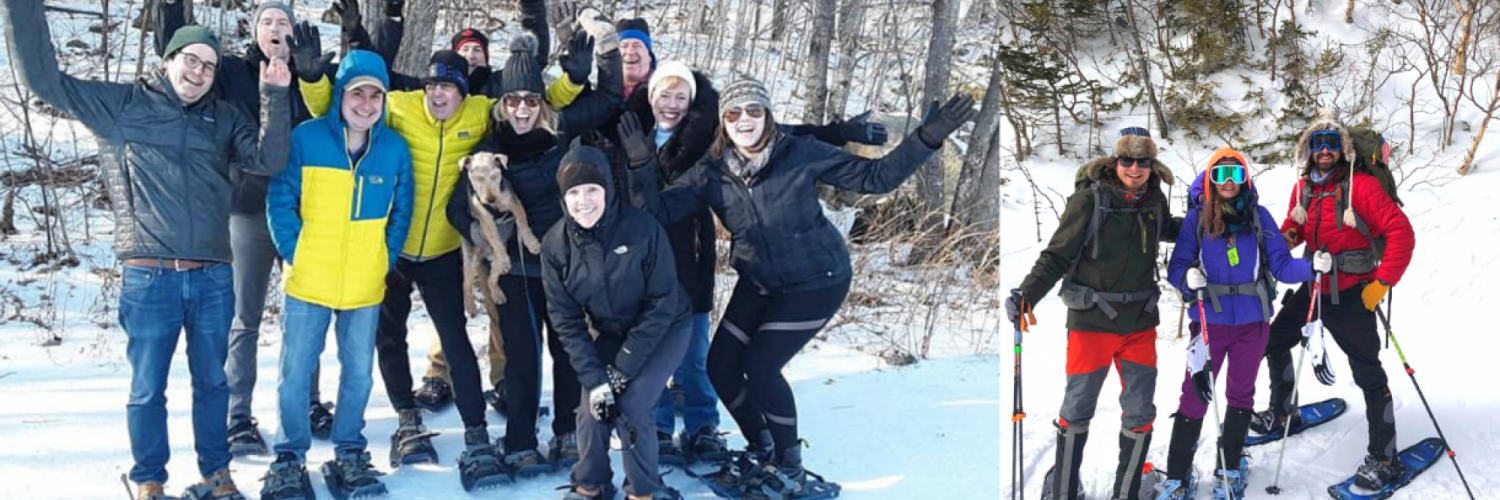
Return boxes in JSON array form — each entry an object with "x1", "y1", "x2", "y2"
[
  {"x1": 497, "y1": 274, "x2": 581, "y2": 452},
  {"x1": 375, "y1": 251, "x2": 486, "y2": 428},
  {"x1": 708, "y1": 279, "x2": 850, "y2": 455}
]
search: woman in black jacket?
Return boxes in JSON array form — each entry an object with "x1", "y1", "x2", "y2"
[
  {"x1": 542, "y1": 146, "x2": 690, "y2": 500},
  {"x1": 621, "y1": 75, "x2": 975, "y2": 498},
  {"x1": 447, "y1": 11, "x2": 623, "y2": 476}
]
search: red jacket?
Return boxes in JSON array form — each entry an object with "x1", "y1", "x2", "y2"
[{"x1": 1280, "y1": 170, "x2": 1415, "y2": 291}]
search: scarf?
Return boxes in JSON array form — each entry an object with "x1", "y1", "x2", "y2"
[{"x1": 492, "y1": 122, "x2": 558, "y2": 161}]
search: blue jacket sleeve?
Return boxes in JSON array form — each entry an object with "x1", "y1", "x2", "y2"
[
  {"x1": 1167, "y1": 208, "x2": 1201, "y2": 295},
  {"x1": 1260, "y1": 206, "x2": 1315, "y2": 284},
  {"x1": 267, "y1": 138, "x2": 304, "y2": 264},
  {"x1": 386, "y1": 143, "x2": 416, "y2": 269}
]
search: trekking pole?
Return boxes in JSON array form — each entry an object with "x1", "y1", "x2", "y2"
[
  {"x1": 1266, "y1": 274, "x2": 1321, "y2": 495},
  {"x1": 1376, "y1": 306, "x2": 1476, "y2": 500},
  {"x1": 1195, "y1": 288, "x2": 1234, "y2": 500},
  {"x1": 1010, "y1": 290, "x2": 1034, "y2": 500}
]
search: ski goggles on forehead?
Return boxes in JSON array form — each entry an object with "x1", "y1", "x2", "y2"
[
  {"x1": 1210, "y1": 164, "x2": 1246, "y2": 184},
  {"x1": 1309, "y1": 130, "x2": 1342, "y2": 152}
]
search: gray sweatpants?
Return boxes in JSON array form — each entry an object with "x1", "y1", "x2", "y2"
[
  {"x1": 572, "y1": 317, "x2": 691, "y2": 497},
  {"x1": 226, "y1": 212, "x2": 319, "y2": 419}
]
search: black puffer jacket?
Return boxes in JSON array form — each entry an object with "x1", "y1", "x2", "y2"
[
  {"x1": 154, "y1": 0, "x2": 312, "y2": 215},
  {"x1": 588, "y1": 70, "x2": 720, "y2": 313},
  {"x1": 629, "y1": 131, "x2": 937, "y2": 294},
  {"x1": 542, "y1": 152, "x2": 688, "y2": 387},
  {"x1": 4, "y1": 0, "x2": 291, "y2": 262}
]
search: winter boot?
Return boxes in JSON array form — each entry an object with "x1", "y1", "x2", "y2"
[
  {"x1": 227, "y1": 415, "x2": 269, "y2": 456},
  {"x1": 1151, "y1": 472, "x2": 1196, "y2": 500},
  {"x1": 135, "y1": 481, "x2": 170, "y2": 500},
  {"x1": 484, "y1": 387, "x2": 508, "y2": 417},
  {"x1": 309, "y1": 402, "x2": 335, "y2": 440},
  {"x1": 658, "y1": 431, "x2": 686, "y2": 466},
  {"x1": 1163, "y1": 413, "x2": 1204, "y2": 484},
  {"x1": 1212, "y1": 455, "x2": 1250, "y2": 500},
  {"x1": 548, "y1": 432, "x2": 581, "y2": 469},
  {"x1": 1249, "y1": 407, "x2": 1302, "y2": 436},
  {"x1": 1041, "y1": 420, "x2": 1088, "y2": 500},
  {"x1": 1353, "y1": 455, "x2": 1405, "y2": 491},
  {"x1": 501, "y1": 447, "x2": 553, "y2": 478},
  {"x1": 414, "y1": 376, "x2": 453, "y2": 412},
  {"x1": 260, "y1": 454, "x2": 314, "y2": 500},
  {"x1": 180, "y1": 469, "x2": 245, "y2": 500},
  {"x1": 1114, "y1": 428, "x2": 1153, "y2": 500},
  {"x1": 457, "y1": 426, "x2": 511, "y2": 491},
  {"x1": 682, "y1": 425, "x2": 730, "y2": 464},
  {"x1": 1219, "y1": 408, "x2": 1253, "y2": 473},
  {"x1": 388, "y1": 409, "x2": 439, "y2": 468},
  {"x1": 701, "y1": 429, "x2": 774, "y2": 496},
  {"x1": 321, "y1": 451, "x2": 386, "y2": 500},
  {"x1": 741, "y1": 443, "x2": 811, "y2": 500},
  {"x1": 560, "y1": 483, "x2": 619, "y2": 500}
]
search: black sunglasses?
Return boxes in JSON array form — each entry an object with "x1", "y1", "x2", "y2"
[{"x1": 1118, "y1": 156, "x2": 1154, "y2": 168}]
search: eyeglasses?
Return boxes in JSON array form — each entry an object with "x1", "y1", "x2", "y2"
[
  {"x1": 179, "y1": 53, "x2": 217, "y2": 75},
  {"x1": 1211, "y1": 164, "x2": 1246, "y2": 184},
  {"x1": 1118, "y1": 156, "x2": 1153, "y2": 169},
  {"x1": 503, "y1": 94, "x2": 542, "y2": 108},
  {"x1": 1309, "y1": 130, "x2": 1342, "y2": 152},
  {"x1": 723, "y1": 104, "x2": 766, "y2": 122}
]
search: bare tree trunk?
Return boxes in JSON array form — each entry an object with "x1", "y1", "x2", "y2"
[
  {"x1": 828, "y1": 0, "x2": 866, "y2": 119},
  {"x1": 772, "y1": 0, "x2": 788, "y2": 41},
  {"x1": 1346, "y1": 0, "x2": 1356, "y2": 22},
  {"x1": 954, "y1": 45, "x2": 1002, "y2": 236},
  {"x1": 905, "y1": 0, "x2": 960, "y2": 265},
  {"x1": 801, "y1": 0, "x2": 836, "y2": 123},
  {"x1": 392, "y1": 0, "x2": 438, "y2": 75},
  {"x1": 1124, "y1": 0, "x2": 1169, "y2": 136},
  {"x1": 1452, "y1": 0, "x2": 1476, "y2": 76},
  {"x1": 1458, "y1": 70, "x2": 1499, "y2": 175}
]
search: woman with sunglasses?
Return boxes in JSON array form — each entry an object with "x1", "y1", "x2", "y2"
[
  {"x1": 1156, "y1": 148, "x2": 1329, "y2": 499},
  {"x1": 621, "y1": 75, "x2": 975, "y2": 498},
  {"x1": 451, "y1": 11, "x2": 624, "y2": 477}
]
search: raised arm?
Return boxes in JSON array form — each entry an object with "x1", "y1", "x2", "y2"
[
  {"x1": 2, "y1": 0, "x2": 131, "y2": 132},
  {"x1": 815, "y1": 95, "x2": 976, "y2": 194},
  {"x1": 557, "y1": 10, "x2": 622, "y2": 142},
  {"x1": 229, "y1": 62, "x2": 293, "y2": 176}
]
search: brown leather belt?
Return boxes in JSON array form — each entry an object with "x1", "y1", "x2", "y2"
[{"x1": 123, "y1": 258, "x2": 213, "y2": 271}]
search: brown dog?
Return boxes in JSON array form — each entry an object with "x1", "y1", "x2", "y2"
[{"x1": 461, "y1": 152, "x2": 543, "y2": 317}]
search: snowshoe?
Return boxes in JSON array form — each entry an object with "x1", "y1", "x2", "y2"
[
  {"x1": 1247, "y1": 398, "x2": 1346, "y2": 446},
  {"x1": 1149, "y1": 470, "x2": 1195, "y2": 500},
  {"x1": 1353, "y1": 455, "x2": 1405, "y2": 491},
  {"x1": 682, "y1": 425, "x2": 731, "y2": 464},
  {"x1": 484, "y1": 388, "x2": 508, "y2": 417},
  {"x1": 548, "y1": 433, "x2": 581, "y2": 469},
  {"x1": 180, "y1": 469, "x2": 245, "y2": 500},
  {"x1": 309, "y1": 402, "x2": 335, "y2": 440},
  {"x1": 227, "y1": 416, "x2": 269, "y2": 457},
  {"x1": 502, "y1": 447, "x2": 554, "y2": 478},
  {"x1": 1211, "y1": 455, "x2": 1249, "y2": 500},
  {"x1": 1328, "y1": 438, "x2": 1445, "y2": 500},
  {"x1": 686, "y1": 449, "x2": 761, "y2": 499},
  {"x1": 739, "y1": 445, "x2": 840, "y2": 500},
  {"x1": 321, "y1": 451, "x2": 387, "y2": 500},
  {"x1": 260, "y1": 454, "x2": 314, "y2": 500},
  {"x1": 658, "y1": 431, "x2": 686, "y2": 467},
  {"x1": 388, "y1": 409, "x2": 439, "y2": 468},
  {"x1": 414, "y1": 377, "x2": 453, "y2": 412},
  {"x1": 458, "y1": 426, "x2": 512, "y2": 491},
  {"x1": 1040, "y1": 465, "x2": 1085, "y2": 500}
]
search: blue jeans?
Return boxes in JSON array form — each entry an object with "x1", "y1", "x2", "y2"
[
  {"x1": 121, "y1": 263, "x2": 235, "y2": 484},
  {"x1": 656, "y1": 312, "x2": 720, "y2": 435},
  {"x1": 273, "y1": 296, "x2": 379, "y2": 460}
]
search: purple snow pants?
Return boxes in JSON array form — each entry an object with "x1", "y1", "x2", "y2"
[{"x1": 1177, "y1": 321, "x2": 1269, "y2": 417}]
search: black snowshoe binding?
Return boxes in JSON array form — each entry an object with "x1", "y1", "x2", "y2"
[
  {"x1": 309, "y1": 402, "x2": 335, "y2": 440},
  {"x1": 559, "y1": 483, "x2": 619, "y2": 500},
  {"x1": 388, "y1": 409, "x2": 439, "y2": 468},
  {"x1": 682, "y1": 425, "x2": 731, "y2": 464},
  {"x1": 738, "y1": 444, "x2": 840, "y2": 500},
  {"x1": 259, "y1": 454, "x2": 314, "y2": 500},
  {"x1": 548, "y1": 432, "x2": 581, "y2": 470},
  {"x1": 180, "y1": 470, "x2": 245, "y2": 500},
  {"x1": 321, "y1": 451, "x2": 387, "y2": 500},
  {"x1": 458, "y1": 426, "x2": 512, "y2": 491},
  {"x1": 1353, "y1": 455, "x2": 1405, "y2": 491},
  {"x1": 687, "y1": 429, "x2": 774, "y2": 499},
  {"x1": 227, "y1": 416, "x2": 269, "y2": 456},
  {"x1": 658, "y1": 431, "x2": 686, "y2": 466},
  {"x1": 502, "y1": 447, "x2": 554, "y2": 478},
  {"x1": 484, "y1": 387, "x2": 508, "y2": 417},
  {"x1": 1249, "y1": 408, "x2": 1301, "y2": 436},
  {"x1": 414, "y1": 376, "x2": 453, "y2": 412}
]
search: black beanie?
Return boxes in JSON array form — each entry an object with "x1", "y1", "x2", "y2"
[
  {"x1": 500, "y1": 33, "x2": 545, "y2": 96},
  {"x1": 425, "y1": 50, "x2": 470, "y2": 95},
  {"x1": 451, "y1": 28, "x2": 490, "y2": 62},
  {"x1": 557, "y1": 147, "x2": 612, "y2": 194}
]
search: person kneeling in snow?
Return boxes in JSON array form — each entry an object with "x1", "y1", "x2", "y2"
[
  {"x1": 1153, "y1": 148, "x2": 1328, "y2": 499},
  {"x1": 1005, "y1": 127, "x2": 1183, "y2": 500},
  {"x1": 263, "y1": 50, "x2": 413, "y2": 500},
  {"x1": 543, "y1": 147, "x2": 692, "y2": 500}
]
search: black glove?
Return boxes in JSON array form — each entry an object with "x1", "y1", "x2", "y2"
[
  {"x1": 617, "y1": 112, "x2": 655, "y2": 167},
  {"x1": 333, "y1": 0, "x2": 363, "y2": 35},
  {"x1": 383, "y1": 0, "x2": 405, "y2": 18},
  {"x1": 917, "y1": 93, "x2": 979, "y2": 148},
  {"x1": 838, "y1": 110, "x2": 889, "y2": 146},
  {"x1": 606, "y1": 365, "x2": 629, "y2": 396},
  {"x1": 588, "y1": 383, "x2": 618, "y2": 422},
  {"x1": 288, "y1": 22, "x2": 333, "y2": 81},
  {"x1": 560, "y1": 30, "x2": 595, "y2": 84},
  {"x1": 1186, "y1": 334, "x2": 1213, "y2": 403}
]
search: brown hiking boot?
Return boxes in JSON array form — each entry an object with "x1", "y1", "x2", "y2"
[
  {"x1": 136, "y1": 481, "x2": 167, "y2": 500},
  {"x1": 183, "y1": 469, "x2": 244, "y2": 499}
]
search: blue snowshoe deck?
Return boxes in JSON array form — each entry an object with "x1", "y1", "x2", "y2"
[
  {"x1": 1246, "y1": 398, "x2": 1347, "y2": 446},
  {"x1": 1327, "y1": 437, "x2": 1446, "y2": 500}
]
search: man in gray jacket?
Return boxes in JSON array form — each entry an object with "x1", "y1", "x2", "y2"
[{"x1": 1, "y1": 1, "x2": 292, "y2": 498}]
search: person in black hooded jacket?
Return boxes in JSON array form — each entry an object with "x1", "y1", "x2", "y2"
[
  {"x1": 542, "y1": 146, "x2": 691, "y2": 500},
  {"x1": 621, "y1": 75, "x2": 976, "y2": 498}
]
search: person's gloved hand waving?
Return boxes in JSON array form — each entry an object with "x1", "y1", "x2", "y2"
[
  {"x1": 560, "y1": 30, "x2": 595, "y2": 85},
  {"x1": 838, "y1": 110, "x2": 889, "y2": 146},
  {"x1": 617, "y1": 113, "x2": 654, "y2": 167},
  {"x1": 288, "y1": 22, "x2": 333, "y2": 82},
  {"x1": 917, "y1": 94, "x2": 978, "y2": 148}
]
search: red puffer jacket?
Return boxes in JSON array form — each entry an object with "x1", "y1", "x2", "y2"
[{"x1": 1280, "y1": 169, "x2": 1415, "y2": 291}]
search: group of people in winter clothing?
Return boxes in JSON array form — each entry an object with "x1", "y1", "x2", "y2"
[
  {"x1": 1, "y1": 0, "x2": 978, "y2": 498},
  {"x1": 1007, "y1": 117, "x2": 1414, "y2": 499}
]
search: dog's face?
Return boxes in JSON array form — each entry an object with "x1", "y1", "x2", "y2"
[{"x1": 463, "y1": 152, "x2": 513, "y2": 205}]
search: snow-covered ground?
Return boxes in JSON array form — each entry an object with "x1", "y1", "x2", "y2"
[{"x1": 999, "y1": 1, "x2": 1500, "y2": 497}]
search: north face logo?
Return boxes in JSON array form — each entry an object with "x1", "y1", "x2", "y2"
[{"x1": 614, "y1": 246, "x2": 628, "y2": 255}]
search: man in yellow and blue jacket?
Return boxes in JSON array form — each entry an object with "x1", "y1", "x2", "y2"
[{"x1": 263, "y1": 49, "x2": 412, "y2": 499}]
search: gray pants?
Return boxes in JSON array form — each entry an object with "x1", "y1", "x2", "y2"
[
  {"x1": 573, "y1": 317, "x2": 691, "y2": 497},
  {"x1": 226, "y1": 212, "x2": 319, "y2": 419}
]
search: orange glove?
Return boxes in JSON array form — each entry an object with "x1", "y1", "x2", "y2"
[
  {"x1": 1282, "y1": 228, "x2": 1302, "y2": 249},
  {"x1": 1362, "y1": 280, "x2": 1390, "y2": 311}
]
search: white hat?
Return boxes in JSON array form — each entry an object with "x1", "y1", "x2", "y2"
[
  {"x1": 345, "y1": 75, "x2": 387, "y2": 93},
  {"x1": 648, "y1": 61, "x2": 697, "y2": 101}
]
